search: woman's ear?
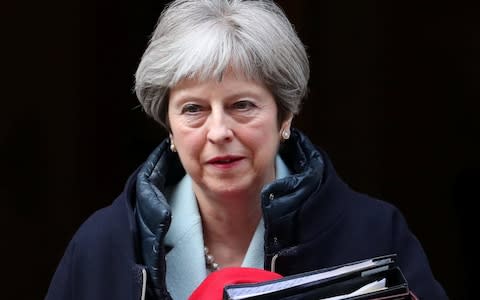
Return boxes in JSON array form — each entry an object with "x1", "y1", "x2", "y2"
[{"x1": 280, "y1": 113, "x2": 294, "y2": 141}]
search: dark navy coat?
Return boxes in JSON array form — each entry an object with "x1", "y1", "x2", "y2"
[{"x1": 46, "y1": 129, "x2": 448, "y2": 299}]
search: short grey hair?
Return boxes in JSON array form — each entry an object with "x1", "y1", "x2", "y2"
[{"x1": 135, "y1": 0, "x2": 310, "y2": 130}]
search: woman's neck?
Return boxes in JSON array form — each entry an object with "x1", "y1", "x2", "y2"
[{"x1": 194, "y1": 188, "x2": 263, "y2": 269}]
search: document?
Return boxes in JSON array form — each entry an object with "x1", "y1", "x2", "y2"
[{"x1": 223, "y1": 254, "x2": 413, "y2": 300}]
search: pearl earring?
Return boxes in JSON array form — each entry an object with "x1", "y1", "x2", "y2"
[
  {"x1": 169, "y1": 135, "x2": 177, "y2": 152},
  {"x1": 282, "y1": 129, "x2": 290, "y2": 140}
]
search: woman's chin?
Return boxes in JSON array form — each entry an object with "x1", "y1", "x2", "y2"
[{"x1": 203, "y1": 180, "x2": 259, "y2": 201}]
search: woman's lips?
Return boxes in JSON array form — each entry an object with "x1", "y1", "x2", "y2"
[{"x1": 207, "y1": 156, "x2": 245, "y2": 169}]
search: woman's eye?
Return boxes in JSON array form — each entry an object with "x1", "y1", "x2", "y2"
[
  {"x1": 181, "y1": 104, "x2": 202, "y2": 114},
  {"x1": 233, "y1": 100, "x2": 255, "y2": 110}
]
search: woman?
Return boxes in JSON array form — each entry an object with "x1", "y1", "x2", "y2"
[{"x1": 46, "y1": 0, "x2": 448, "y2": 299}]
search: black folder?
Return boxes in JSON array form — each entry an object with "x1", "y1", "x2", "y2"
[{"x1": 223, "y1": 254, "x2": 415, "y2": 300}]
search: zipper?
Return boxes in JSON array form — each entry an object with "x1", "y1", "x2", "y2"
[
  {"x1": 140, "y1": 268, "x2": 147, "y2": 300},
  {"x1": 270, "y1": 245, "x2": 299, "y2": 273},
  {"x1": 270, "y1": 252, "x2": 280, "y2": 273},
  {"x1": 270, "y1": 236, "x2": 282, "y2": 272}
]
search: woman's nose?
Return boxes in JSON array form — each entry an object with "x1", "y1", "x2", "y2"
[{"x1": 206, "y1": 110, "x2": 234, "y2": 144}]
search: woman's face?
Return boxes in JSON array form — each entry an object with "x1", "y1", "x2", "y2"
[{"x1": 168, "y1": 70, "x2": 292, "y2": 200}]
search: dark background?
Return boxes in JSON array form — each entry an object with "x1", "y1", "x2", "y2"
[{"x1": 2, "y1": 1, "x2": 478, "y2": 299}]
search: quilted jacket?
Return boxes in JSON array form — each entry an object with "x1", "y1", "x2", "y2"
[{"x1": 46, "y1": 129, "x2": 448, "y2": 299}]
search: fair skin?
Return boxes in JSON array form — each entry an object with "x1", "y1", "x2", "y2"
[{"x1": 168, "y1": 70, "x2": 292, "y2": 268}]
